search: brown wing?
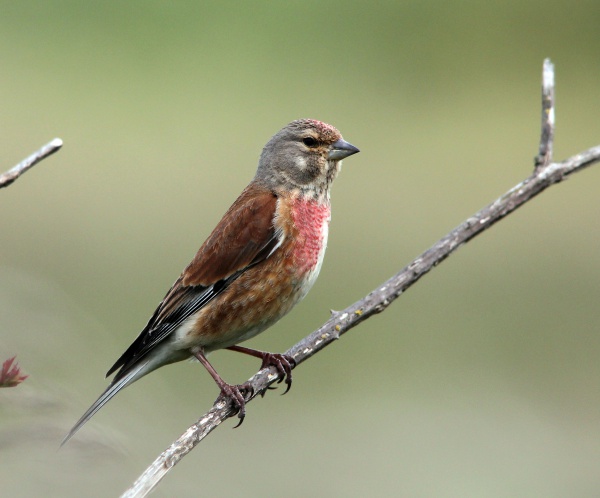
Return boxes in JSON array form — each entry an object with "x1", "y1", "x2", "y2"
[
  {"x1": 182, "y1": 185, "x2": 279, "y2": 286},
  {"x1": 106, "y1": 185, "x2": 280, "y2": 379}
]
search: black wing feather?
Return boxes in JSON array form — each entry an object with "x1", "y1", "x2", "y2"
[{"x1": 106, "y1": 230, "x2": 281, "y2": 380}]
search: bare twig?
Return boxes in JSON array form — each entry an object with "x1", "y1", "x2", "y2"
[
  {"x1": 0, "y1": 138, "x2": 63, "y2": 189},
  {"x1": 122, "y1": 59, "x2": 600, "y2": 498},
  {"x1": 534, "y1": 58, "x2": 555, "y2": 168}
]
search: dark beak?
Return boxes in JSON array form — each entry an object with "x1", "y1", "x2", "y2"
[{"x1": 328, "y1": 139, "x2": 360, "y2": 161}]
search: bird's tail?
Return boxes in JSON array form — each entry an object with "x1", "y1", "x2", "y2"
[{"x1": 61, "y1": 360, "x2": 149, "y2": 446}]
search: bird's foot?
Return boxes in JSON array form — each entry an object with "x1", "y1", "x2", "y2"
[
  {"x1": 225, "y1": 346, "x2": 297, "y2": 394},
  {"x1": 216, "y1": 382, "x2": 253, "y2": 428},
  {"x1": 260, "y1": 353, "x2": 296, "y2": 394}
]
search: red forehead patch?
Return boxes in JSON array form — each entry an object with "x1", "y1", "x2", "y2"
[
  {"x1": 285, "y1": 119, "x2": 342, "y2": 142},
  {"x1": 307, "y1": 119, "x2": 336, "y2": 133},
  {"x1": 304, "y1": 119, "x2": 341, "y2": 141}
]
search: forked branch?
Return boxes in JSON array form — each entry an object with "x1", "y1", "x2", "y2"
[{"x1": 122, "y1": 59, "x2": 600, "y2": 498}]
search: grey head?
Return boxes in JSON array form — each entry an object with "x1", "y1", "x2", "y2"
[{"x1": 255, "y1": 119, "x2": 359, "y2": 200}]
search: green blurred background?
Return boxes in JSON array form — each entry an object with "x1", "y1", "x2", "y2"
[{"x1": 1, "y1": 1, "x2": 600, "y2": 496}]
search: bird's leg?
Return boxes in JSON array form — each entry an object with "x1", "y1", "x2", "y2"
[
  {"x1": 226, "y1": 345, "x2": 296, "y2": 394},
  {"x1": 192, "y1": 349, "x2": 251, "y2": 427}
]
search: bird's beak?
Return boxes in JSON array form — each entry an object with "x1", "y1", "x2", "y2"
[{"x1": 328, "y1": 139, "x2": 360, "y2": 161}]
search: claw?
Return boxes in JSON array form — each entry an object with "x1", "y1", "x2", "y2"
[
  {"x1": 216, "y1": 382, "x2": 253, "y2": 428},
  {"x1": 224, "y1": 346, "x2": 297, "y2": 396},
  {"x1": 260, "y1": 353, "x2": 296, "y2": 394}
]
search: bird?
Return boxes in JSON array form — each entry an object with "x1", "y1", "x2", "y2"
[{"x1": 62, "y1": 119, "x2": 359, "y2": 445}]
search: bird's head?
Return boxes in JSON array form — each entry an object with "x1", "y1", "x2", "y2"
[{"x1": 256, "y1": 119, "x2": 359, "y2": 201}]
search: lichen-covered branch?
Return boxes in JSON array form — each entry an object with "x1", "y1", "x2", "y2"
[{"x1": 122, "y1": 59, "x2": 600, "y2": 498}]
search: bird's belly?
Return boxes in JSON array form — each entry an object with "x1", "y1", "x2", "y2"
[
  {"x1": 175, "y1": 198, "x2": 330, "y2": 353},
  {"x1": 175, "y1": 256, "x2": 312, "y2": 352}
]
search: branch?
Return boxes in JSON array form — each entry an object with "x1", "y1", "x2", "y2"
[
  {"x1": 534, "y1": 58, "x2": 555, "y2": 169},
  {"x1": 0, "y1": 138, "x2": 63, "y2": 189},
  {"x1": 122, "y1": 59, "x2": 600, "y2": 498}
]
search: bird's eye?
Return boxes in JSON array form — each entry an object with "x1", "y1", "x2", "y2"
[{"x1": 302, "y1": 136, "x2": 318, "y2": 148}]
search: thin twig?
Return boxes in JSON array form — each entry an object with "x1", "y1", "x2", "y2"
[
  {"x1": 0, "y1": 138, "x2": 63, "y2": 189},
  {"x1": 122, "y1": 60, "x2": 600, "y2": 498},
  {"x1": 534, "y1": 58, "x2": 555, "y2": 168}
]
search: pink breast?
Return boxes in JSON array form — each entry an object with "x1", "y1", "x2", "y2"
[{"x1": 290, "y1": 199, "x2": 330, "y2": 274}]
